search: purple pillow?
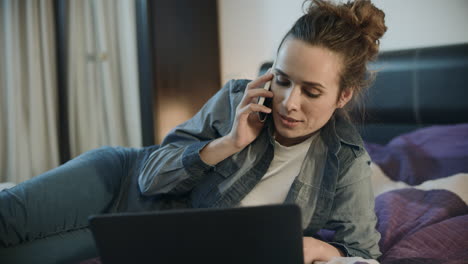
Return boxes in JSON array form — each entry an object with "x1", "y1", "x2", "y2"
[{"x1": 365, "y1": 124, "x2": 468, "y2": 185}]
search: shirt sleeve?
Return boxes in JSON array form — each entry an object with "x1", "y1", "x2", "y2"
[
  {"x1": 138, "y1": 80, "x2": 244, "y2": 196},
  {"x1": 323, "y1": 151, "x2": 382, "y2": 259}
]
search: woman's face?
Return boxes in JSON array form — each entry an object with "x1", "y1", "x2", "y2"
[{"x1": 271, "y1": 38, "x2": 352, "y2": 146}]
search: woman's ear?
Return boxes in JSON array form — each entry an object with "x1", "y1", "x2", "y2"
[{"x1": 337, "y1": 88, "x2": 353, "y2": 108}]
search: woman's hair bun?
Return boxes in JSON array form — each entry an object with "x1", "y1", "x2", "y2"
[
  {"x1": 306, "y1": 0, "x2": 387, "y2": 59},
  {"x1": 347, "y1": 0, "x2": 386, "y2": 46}
]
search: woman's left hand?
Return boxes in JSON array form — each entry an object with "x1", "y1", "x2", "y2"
[{"x1": 303, "y1": 236, "x2": 345, "y2": 264}]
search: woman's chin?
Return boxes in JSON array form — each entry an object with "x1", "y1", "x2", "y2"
[
  {"x1": 274, "y1": 125, "x2": 302, "y2": 145},
  {"x1": 273, "y1": 121, "x2": 322, "y2": 146}
]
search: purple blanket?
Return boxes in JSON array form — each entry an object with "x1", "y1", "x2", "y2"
[
  {"x1": 376, "y1": 188, "x2": 468, "y2": 264},
  {"x1": 363, "y1": 124, "x2": 468, "y2": 263}
]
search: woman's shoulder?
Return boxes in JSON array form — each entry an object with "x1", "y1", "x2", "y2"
[{"x1": 223, "y1": 79, "x2": 252, "y2": 93}]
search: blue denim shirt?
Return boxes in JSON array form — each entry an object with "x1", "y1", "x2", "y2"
[{"x1": 138, "y1": 79, "x2": 381, "y2": 259}]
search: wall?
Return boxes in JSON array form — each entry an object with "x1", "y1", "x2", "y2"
[
  {"x1": 151, "y1": 0, "x2": 220, "y2": 143},
  {"x1": 217, "y1": 0, "x2": 468, "y2": 85}
]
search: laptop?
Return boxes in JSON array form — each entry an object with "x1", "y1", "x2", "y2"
[{"x1": 89, "y1": 204, "x2": 304, "y2": 264}]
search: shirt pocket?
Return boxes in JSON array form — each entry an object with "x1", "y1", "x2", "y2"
[
  {"x1": 291, "y1": 180, "x2": 334, "y2": 230},
  {"x1": 297, "y1": 181, "x2": 334, "y2": 232}
]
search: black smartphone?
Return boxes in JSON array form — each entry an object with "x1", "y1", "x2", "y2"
[{"x1": 257, "y1": 60, "x2": 276, "y2": 122}]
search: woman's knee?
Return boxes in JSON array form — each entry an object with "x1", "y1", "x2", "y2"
[{"x1": 0, "y1": 146, "x2": 130, "y2": 248}]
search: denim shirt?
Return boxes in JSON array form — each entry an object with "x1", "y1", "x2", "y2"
[{"x1": 138, "y1": 79, "x2": 381, "y2": 259}]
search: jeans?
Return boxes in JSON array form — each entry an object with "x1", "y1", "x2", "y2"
[{"x1": 0, "y1": 145, "x2": 170, "y2": 264}]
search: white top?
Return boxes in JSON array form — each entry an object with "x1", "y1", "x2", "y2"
[{"x1": 238, "y1": 132, "x2": 320, "y2": 207}]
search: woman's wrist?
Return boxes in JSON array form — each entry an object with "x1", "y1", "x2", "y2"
[
  {"x1": 316, "y1": 239, "x2": 345, "y2": 261},
  {"x1": 199, "y1": 135, "x2": 244, "y2": 166},
  {"x1": 303, "y1": 237, "x2": 345, "y2": 263}
]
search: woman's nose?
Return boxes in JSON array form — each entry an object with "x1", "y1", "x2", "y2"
[{"x1": 282, "y1": 86, "x2": 301, "y2": 112}]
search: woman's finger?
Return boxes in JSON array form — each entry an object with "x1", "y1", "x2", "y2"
[
  {"x1": 237, "y1": 102, "x2": 272, "y2": 119},
  {"x1": 245, "y1": 70, "x2": 274, "y2": 90},
  {"x1": 239, "y1": 88, "x2": 274, "y2": 108}
]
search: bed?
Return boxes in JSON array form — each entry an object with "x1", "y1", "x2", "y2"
[
  {"x1": 260, "y1": 43, "x2": 468, "y2": 264},
  {"x1": 358, "y1": 43, "x2": 468, "y2": 264},
  {"x1": 77, "y1": 45, "x2": 468, "y2": 264}
]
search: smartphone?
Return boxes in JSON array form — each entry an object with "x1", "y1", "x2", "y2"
[{"x1": 257, "y1": 60, "x2": 276, "y2": 122}]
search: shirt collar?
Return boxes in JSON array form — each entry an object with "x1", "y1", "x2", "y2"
[{"x1": 321, "y1": 113, "x2": 364, "y2": 155}]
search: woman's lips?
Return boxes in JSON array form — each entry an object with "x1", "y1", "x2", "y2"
[{"x1": 279, "y1": 113, "x2": 302, "y2": 128}]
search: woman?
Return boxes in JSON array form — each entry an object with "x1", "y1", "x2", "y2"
[
  {"x1": 139, "y1": 0, "x2": 386, "y2": 262},
  {"x1": 1, "y1": 0, "x2": 386, "y2": 263}
]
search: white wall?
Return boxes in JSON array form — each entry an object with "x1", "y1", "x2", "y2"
[{"x1": 217, "y1": 0, "x2": 468, "y2": 85}]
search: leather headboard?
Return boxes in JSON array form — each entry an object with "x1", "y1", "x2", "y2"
[{"x1": 258, "y1": 43, "x2": 468, "y2": 144}]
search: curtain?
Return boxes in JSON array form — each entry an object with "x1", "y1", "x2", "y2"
[
  {"x1": 0, "y1": 0, "x2": 60, "y2": 183},
  {"x1": 67, "y1": 0, "x2": 142, "y2": 157},
  {"x1": 0, "y1": 0, "x2": 142, "y2": 183}
]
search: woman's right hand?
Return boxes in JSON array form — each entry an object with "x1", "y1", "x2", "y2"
[
  {"x1": 199, "y1": 72, "x2": 274, "y2": 166},
  {"x1": 225, "y1": 71, "x2": 274, "y2": 150}
]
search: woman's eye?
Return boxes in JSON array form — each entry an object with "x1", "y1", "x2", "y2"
[
  {"x1": 304, "y1": 89, "x2": 321, "y2": 98},
  {"x1": 275, "y1": 76, "x2": 290, "y2": 86}
]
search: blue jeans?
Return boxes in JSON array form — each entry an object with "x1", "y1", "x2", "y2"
[{"x1": 0, "y1": 145, "x2": 177, "y2": 264}]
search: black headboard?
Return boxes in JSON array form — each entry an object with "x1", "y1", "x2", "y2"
[{"x1": 259, "y1": 43, "x2": 468, "y2": 144}]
